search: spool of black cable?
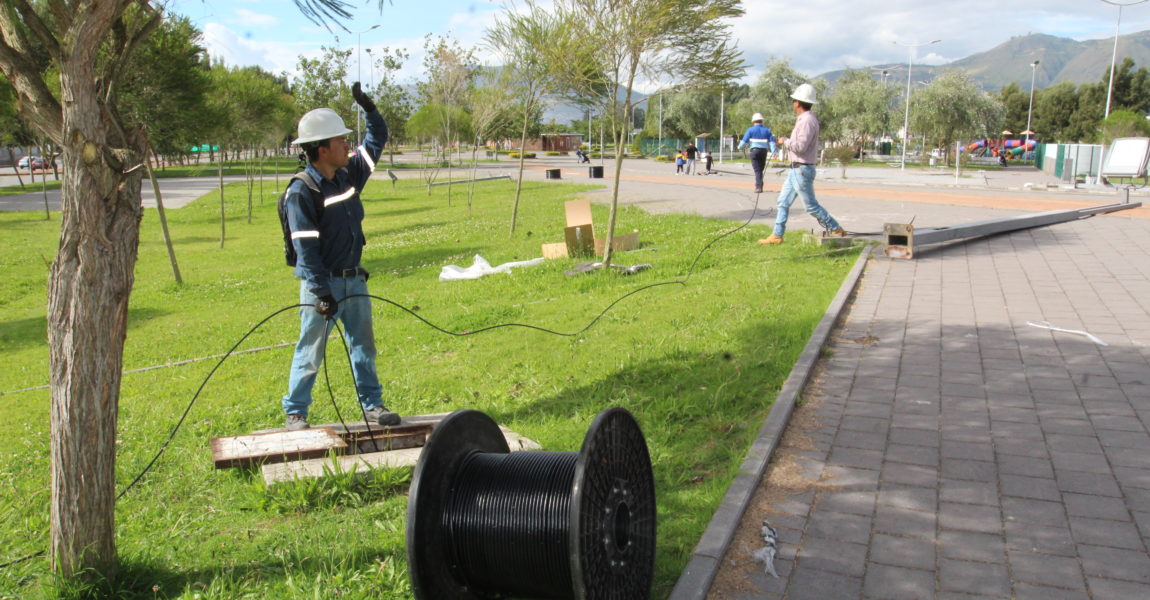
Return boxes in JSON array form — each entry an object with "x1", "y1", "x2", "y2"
[{"x1": 406, "y1": 407, "x2": 656, "y2": 599}]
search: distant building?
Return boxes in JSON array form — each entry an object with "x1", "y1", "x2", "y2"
[{"x1": 522, "y1": 133, "x2": 584, "y2": 152}]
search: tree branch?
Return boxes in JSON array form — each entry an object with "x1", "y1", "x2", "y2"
[
  {"x1": 7, "y1": 0, "x2": 63, "y2": 60},
  {"x1": 0, "y1": 39, "x2": 63, "y2": 143}
]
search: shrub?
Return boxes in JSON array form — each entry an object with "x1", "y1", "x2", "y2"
[
  {"x1": 544, "y1": 151, "x2": 569, "y2": 156},
  {"x1": 508, "y1": 152, "x2": 537, "y2": 159}
]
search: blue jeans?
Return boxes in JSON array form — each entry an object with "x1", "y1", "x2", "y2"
[
  {"x1": 282, "y1": 275, "x2": 382, "y2": 417},
  {"x1": 773, "y1": 164, "x2": 839, "y2": 236}
]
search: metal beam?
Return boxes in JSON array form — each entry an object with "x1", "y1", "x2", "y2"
[{"x1": 884, "y1": 201, "x2": 1142, "y2": 259}]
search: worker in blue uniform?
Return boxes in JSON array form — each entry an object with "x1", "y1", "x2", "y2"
[{"x1": 737, "y1": 112, "x2": 777, "y2": 193}]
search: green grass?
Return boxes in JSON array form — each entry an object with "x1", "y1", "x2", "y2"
[{"x1": 0, "y1": 175, "x2": 858, "y2": 599}]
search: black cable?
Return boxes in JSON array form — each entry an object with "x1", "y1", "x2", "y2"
[
  {"x1": 332, "y1": 319, "x2": 383, "y2": 453},
  {"x1": 0, "y1": 187, "x2": 792, "y2": 570},
  {"x1": 115, "y1": 304, "x2": 304, "y2": 500}
]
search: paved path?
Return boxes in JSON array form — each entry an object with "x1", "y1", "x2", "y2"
[
  {"x1": 706, "y1": 210, "x2": 1150, "y2": 598},
  {"x1": 0, "y1": 175, "x2": 253, "y2": 212}
]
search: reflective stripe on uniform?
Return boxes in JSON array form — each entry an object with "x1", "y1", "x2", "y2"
[
  {"x1": 358, "y1": 145, "x2": 376, "y2": 172},
  {"x1": 324, "y1": 188, "x2": 355, "y2": 207},
  {"x1": 291, "y1": 230, "x2": 319, "y2": 239},
  {"x1": 749, "y1": 138, "x2": 771, "y2": 143}
]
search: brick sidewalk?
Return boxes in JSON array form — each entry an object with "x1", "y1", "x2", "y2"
[{"x1": 710, "y1": 214, "x2": 1150, "y2": 599}]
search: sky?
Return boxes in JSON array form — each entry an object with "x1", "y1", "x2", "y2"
[{"x1": 168, "y1": 0, "x2": 1150, "y2": 91}]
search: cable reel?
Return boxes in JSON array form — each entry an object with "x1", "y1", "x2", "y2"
[{"x1": 406, "y1": 407, "x2": 656, "y2": 599}]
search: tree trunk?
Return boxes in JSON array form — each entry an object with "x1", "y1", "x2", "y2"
[
  {"x1": 510, "y1": 107, "x2": 530, "y2": 236},
  {"x1": 218, "y1": 155, "x2": 225, "y2": 248},
  {"x1": 145, "y1": 149, "x2": 183, "y2": 285},
  {"x1": 49, "y1": 70, "x2": 145, "y2": 583}
]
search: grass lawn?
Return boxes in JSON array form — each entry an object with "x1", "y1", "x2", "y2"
[{"x1": 0, "y1": 173, "x2": 859, "y2": 599}]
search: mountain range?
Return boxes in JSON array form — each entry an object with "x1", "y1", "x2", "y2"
[{"x1": 817, "y1": 30, "x2": 1150, "y2": 91}]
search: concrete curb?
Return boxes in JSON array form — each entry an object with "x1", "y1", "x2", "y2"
[{"x1": 667, "y1": 244, "x2": 873, "y2": 600}]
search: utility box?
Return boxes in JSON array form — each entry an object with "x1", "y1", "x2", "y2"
[{"x1": 541, "y1": 198, "x2": 639, "y2": 259}]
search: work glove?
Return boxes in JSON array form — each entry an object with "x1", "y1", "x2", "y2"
[
  {"x1": 315, "y1": 295, "x2": 338, "y2": 319},
  {"x1": 351, "y1": 82, "x2": 377, "y2": 114}
]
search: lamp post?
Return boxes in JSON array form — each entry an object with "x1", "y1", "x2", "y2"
[
  {"x1": 353, "y1": 24, "x2": 380, "y2": 141},
  {"x1": 1101, "y1": 0, "x2": 1148, "y2": 119},
  {"x1": 1024, "y1": 60, "x2": 1039, "y2": 161},
  {"x1": 364, "y1": 48, "x2": 375, "y2": 90},
  {"x1": 894, "y1": 39, "x2": 941, "y2": 170}
]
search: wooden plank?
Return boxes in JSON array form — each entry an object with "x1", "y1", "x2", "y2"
[
  {"x1": 211, "y1": 428, "x2": 347, "y2": 469},
  {"x1": 262, "y1": 425, "x2": 542, "y2": 485}
]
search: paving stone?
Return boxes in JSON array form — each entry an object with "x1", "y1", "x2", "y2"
[
  {"x1": 939, "y1": 479, "x2": 998, "y2": 506},
  {"x1": 888, "y1": 427, "x2": 940, "y2": 447},
  {"x1": 1069, "y1": 516, "x2": 1147, "y2": 550},
  {"x1": 1046, "y1": 433, "x2": 1104, "y2": 455},
  {"x1": 1085, "y1": 577, "x2": 1150, "y2": 599},
  {"x1": 1050, "y1": 451, "x2": 1112, "y2": 473},
  {"x1": 941, "y1": 458, "x2": 997, "y2": 483},
  {"x1": 886, "y1": 443, "x2": 940, "y2": 467},
  {"x1": 805, "y1": 510, "x2": 872, "y2": 545},
  {"x1": 1107, "y1": 446, "x2": 1150, "y2": 469},
  {"x1": 941, "y1": 440, "x2": 995, "y2": 462},
  {"x1": 785, "y1": 566, "x2": 862, "y2": 600},
  {"x1": 939, "y1": 558, "x2": 1011, "y2": 596},
  {"x1": 999, "y1": 473, "x2": 1062, "y2": 501},
  {"x1": 1006, "y1": 550, "x2": 1086, "y2": 590},
  {"x1": 863, "y1": 563, "x2": 937, "y2": 600},
  {"x1": 1012, "y1": 583, "x2": 1089, "y2": 600},
  {"x1": 1055, "y1": 470, "x2": 1122, "y2": 497},
  {"x1": 833, "y1": 430, "x2": 887, "y2": 451},
  {"x1": 1063, "y1": 493, "x2": 1132, "y2": 521},
  {"x1": 820, "y1": 465, "x2": 879, "y2": 490},
  {"x1": 839, "y1": 415, "x2": 890, "y2": 434},
  {"x1": 1135, "y1": 510, "x2": 1150, "y2": 539},
  {"x1": 744, "y1": 556, "x2": 791, "y2": 595},
  {"x1": 795, "y1": 536, "x2": 867, "y2": 577},
  {"x1": 828, "y1": 447, "x2": 885, "y2": 471},
  {"x1": 994, "y1": 438, "x2": 1050, "y2": 459},
  {"x1": 817, "y1": 490, "x2": 876, "y2": 516},
  {"x1": 1078, "y1": 544, "x2": 1150, "y2": 583},
  {"x1": 873, "y1": 505, "x2": 936, "y2": 540},
  {"x1": 1004, "y1": 521, "x2": 1077, "y2": 556},
  {"x1": 877, "y1": 486, "x2": 938, "y2": 512},
  {"x1": 997, "y1": 454, "x2": 1055, "y2": 479},
  {"x1": 938, "y1": 529, "x2": 1006, "y2": 563},
  {"x1": 869, "y1": 533, "x2": 936, "y2": 571},
  {"x1": 939, "y1": 502, "x2": 1002, "y2": 534},
  {"x1": 883, "y1": 462, "x2": 940, "y2": 487}
]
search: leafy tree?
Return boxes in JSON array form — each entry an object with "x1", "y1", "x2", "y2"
[
  {"x1": 546, "y1": 0, "x2": 745, "y2": 265},
  {"x1": 118, "y1": 15, "x2": 210, "y2": 161},
  {"x1": 731, "y1": 59, "x2": 807, "y2": 138},
  {"x1": 293, "y1": 45, "x2": 355, "y2": 127},
  {"x1": 1067, "y1": 81, "x2": 1105, "y2": 142},
  {"x1": 467, "y1": 66, "x2": 517, "y2": 211},
  {"x1": 485, "y1": 5, "x2": 573, "y2": 233},
  {"x1": 417, "y1": 34, "x2": 477, "y2": 204},
  {"x1": 997, "y1": 82, "x2": 1029, "y2": 134},
  {"x1": 1100, "y1": 109, "x2": 1150, "y2": 145},
  {"x1": 1033, "y1": 81, "x2": 1078, "y2": 142},
  {"x1": 1106, "y1": 57, "x2": 1150, "y2": 115},
  {"x1": 367, "y1": 46, "x2": 412, "y2": 159},
  {"x1": 822, "y1": 69, "x2": 898, "y2": 151},
  {"x1": 0, "y1": 0, "x2": 374, "y2": 584},
  {"x1": 910, "y1": 71, "x2": 1003, "y2": 165}
]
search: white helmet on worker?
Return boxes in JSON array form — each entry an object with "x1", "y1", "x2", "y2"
[
  {"x1": 292, "y1": 108, "x2": 353, "y2": 146},
  {"x1": 751, "y1": 112, "x2": 764, "y2": 123},
  {"x1": 791, "y1": 83, "x2": 818, "y2": 105}
]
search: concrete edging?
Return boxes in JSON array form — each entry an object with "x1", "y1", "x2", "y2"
[{"x1": 667, "y1": 244, "x2": 873, "y2": 600}]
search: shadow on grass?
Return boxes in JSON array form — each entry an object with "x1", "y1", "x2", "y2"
[{"x1": 0, "y1": 308, "x2": 167, "y2": 353}]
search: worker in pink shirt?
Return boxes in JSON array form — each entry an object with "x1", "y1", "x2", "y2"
[{"x1": 760, "y1": 83, "x2": 845, "y2": 245}]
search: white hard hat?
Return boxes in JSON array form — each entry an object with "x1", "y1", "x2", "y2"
[
  {"x1": 751, "y1": 112, "x2": 764, "y2": 122},
  {"x1": 791, "y1": 83, "x2": 818, "y2": 105},
  {"x1": 292, "y1": 108, "x2": 352, "y2": 145}
]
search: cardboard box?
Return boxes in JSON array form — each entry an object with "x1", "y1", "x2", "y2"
[{"x1": 542, "y1": 199, "x2": 640, "y2": 258}]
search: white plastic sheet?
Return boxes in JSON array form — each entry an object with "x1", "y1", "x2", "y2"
[{"x1": 439, "y1": 254, "x2": 545, "y2": 282}]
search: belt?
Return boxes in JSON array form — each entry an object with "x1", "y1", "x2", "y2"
[
  {"x1": 330, "y1": 266, "x2": 368, "y2": 279},
  {"x1": 790, "y1": 162, "x2": 814, "y2": 167}
]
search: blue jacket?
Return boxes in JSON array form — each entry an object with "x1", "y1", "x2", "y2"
[
  {"x1": 738, "y1": 124, "x2": 776, "y2": 153},
  {"x1": 286, "y1": 110, "x2": 387, "y2": 297}
]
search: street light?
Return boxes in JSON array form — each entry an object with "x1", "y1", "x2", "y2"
[
  {"x1": 1024, "y1": 60, "x2": 1039, "y2": 160},
  {"x1": 364, "y1": 48, "x2": 375, "y2": 90},
  {"x1": 894, "y1": 39, "x2": 941, "y2": 170},
  {"x1": 352, "y1": 24, "x2": 380, "y2": 141},
  {"x1": 1101, "y1": 0, "x2": 1148, "y2": 119}
]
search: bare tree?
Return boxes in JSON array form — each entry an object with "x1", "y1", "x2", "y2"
[
  {"x1": 467, "y1": 67, "x2": 517, "y2": 215},
  {"x1": 546, "y1": 0, "x2": 744, "y2": 266},
  {"x1": 418, "y1": 35, "x2": 477, "y2": 206}
]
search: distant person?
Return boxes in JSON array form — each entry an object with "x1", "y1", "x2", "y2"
[
  {"x1": 685, "y1": 142, "x2": 698, "y2": 175},
  {"x1": 574, "y1": 148, "x2": 583, "y2": 162},
  {"x1": 581, "y1": 148, "x2": 591, "y2": 164},
  {"x1": 760, "y1": 83, "x2": 845, "y2": 245},
  {"x1": 704, "y1": 151, "x2": 714, "y2": 174},
  {"x1": 281, "y1": 82, "x2": 401, "y2": 429},
  {"x1": 737, "y1": 112, "x2": 776, "y2": 193},
  {"x1": 676, "y1": 150, "x2": 685, "y2": 174}
]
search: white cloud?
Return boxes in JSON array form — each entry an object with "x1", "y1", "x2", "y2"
[
  {"x1": 201, "y1": 22, "x2": 312, "y2": 75},
  {"x1": 232, "y1": 8, "x2": 278, "y2": 28},
  {"x1": 732, "y1": 0, "x2": 1150, "y2": 80}
]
